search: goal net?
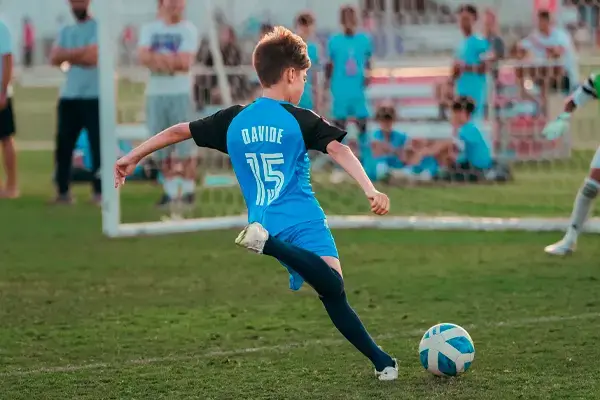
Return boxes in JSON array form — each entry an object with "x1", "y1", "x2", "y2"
[{"x1": 96, "y1": 0, "x2": 600, "y2": 237}]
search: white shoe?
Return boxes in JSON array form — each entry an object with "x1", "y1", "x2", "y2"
[
  {"x1": 235, "y1": 222, "x2": 269, "y2": 254},
  {"x1": 544, "y1": 238, "x2": 576, "y2": 256},
  {"x1": 375, "y1": 358, "x2": 398, "y2": 381}
]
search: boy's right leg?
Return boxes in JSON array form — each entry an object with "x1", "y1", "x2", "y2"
[
  {"x1": 236, "y1": 222, "x2": 397, "y2": 379},
  {"x1": 146, "y1": 96, "x2": 174, "y2": 207}
]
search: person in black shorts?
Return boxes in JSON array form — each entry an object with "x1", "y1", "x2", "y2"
[{"x1": 0, "y1": 18, "x2": 18, "y2": 198}]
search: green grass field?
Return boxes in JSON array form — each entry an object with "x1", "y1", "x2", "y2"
[{"x1": 3, "y1": 83, "x2": 600, "y2": 399}]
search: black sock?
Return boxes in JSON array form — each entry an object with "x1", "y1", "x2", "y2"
[{"x1": 263, "y1": 236, "x2": 395, "y2": 371}]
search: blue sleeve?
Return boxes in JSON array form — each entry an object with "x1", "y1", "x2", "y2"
[
  {"x1": 88, "y1": 22, "x2": 98, "y2": 45},
  {"x1": 327, "y1": 35, "x2": 336, "y2": 62},
  {"x1": 138, "y1": 24, "x2": 152, "y2": 48},
  {"x1": 309, "y1": 42, "x2": 320, "y2": 67},
  {"x1": 479, "y1": 37, "x2": 490, "y2": 56},
  {"x1": 364, "y1": 33, "x2": 373, "y2": 58},
  {"x1": 180, "y1": 23, "x2": 198, "y2": 53},
  {"x1": 394, "y1": 132, "x2": 408, "y2": 148},
  {"x1": 56, "y1": 26, "x2": 69, "y2": 48},
  {"x1": 0, "y1": 22, "x2": 12, "y2": 55},
  {"x1": 371, "y1": 130, "x2": 383, "y2": 142}
]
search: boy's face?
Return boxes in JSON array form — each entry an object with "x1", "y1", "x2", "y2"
[
  {"x1": 459, "y1": 11, "x2": 474, "y2": 32},
  {"x1": 538, "y1": 16, "x2": 551, "y2": 33},
  {"x1": 378, "y1": 119, "x2": 394, "y2": 132},
  {"x1": 451, "y1": 109, "x2": 468, "y2": 126},
  {"x1": 286, "y1": 68, "x2": 308, "y2": 105},
  {"x1": 296, "y1": 23, "x2": 314, "y2": 38},
  {"x1": 342, "y1": 10, "x2": 358, "y2": 32},
  {"x1": 163, "y1": 0, "x2": 185, "y2": 17}
]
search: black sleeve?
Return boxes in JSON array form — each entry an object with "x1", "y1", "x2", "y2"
[
  {"x1": 188, "y1": 105, "x2": 244, "y2": 154},
  {"x1": 281, "y1": 104, "x2": 347, "y2": 153}
]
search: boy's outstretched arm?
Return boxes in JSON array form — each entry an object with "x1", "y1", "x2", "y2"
[
  {"x1": 326, "y1": 140, "x2": 389, "y2": 215},
  {"x1": 543, "y1": 74, "x2": 597, "y2": 140},
  {"x1": 114, "y1": 123, "x2": 191, "y2": 187}
]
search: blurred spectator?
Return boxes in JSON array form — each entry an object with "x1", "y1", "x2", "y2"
[
  {"x1": 195, "y1": 25, "x2": 246, "y2": 109},
  {"x1": 121, "y1": 24, "x2": 137, "y2": 66},
  {"x1": 415, "y1": 97, "x2": 494, "y2": 183},
  {"x1": 561, "y1": 0, "x2": 580, "y2": 33},
  {"x1": 295, "y1": 12, "x2": 320, "y2": 112},
  {"x1": 49, "y1": 0, "x2": 100, "y2": 205},
  {"x1": 365, "y1": 105, "x2": 409, "y2": 181},
  {"x1": 518, "y1": 10, "x2": 578, "y2": 96},
  {"x1": 138, "y1": 0, "x2": 199, "y2": 208},
  {"x1": 451, "y1": 4, "x2": 489, "y2": 121},
  {"x1": 0, "y1": 17, "x2": 18, "y2": 198},
  {"x1": 22, "y1": 17, "x2": 35, "y2": 68},
  {"x1": 483, "y1": 9, "x2": 504, "y2": 63},
  {"x1": 326, "y1": 5, "x2": 372, "y2": 141}
]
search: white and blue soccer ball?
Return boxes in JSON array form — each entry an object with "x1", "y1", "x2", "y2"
[{"x1": 419, "y1": 323, "x2": 475, "y2": 376}]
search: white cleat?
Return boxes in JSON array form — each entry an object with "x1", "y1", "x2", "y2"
[
  {"x1": 375, "y1": 358, "x2": 399, "y2": 381},
  {"x1": 544, "y1": 238, "x2": 576, "y2": 256},
  {"x1": 235, "y1": 222, "x2": 269, "y2": 254}
]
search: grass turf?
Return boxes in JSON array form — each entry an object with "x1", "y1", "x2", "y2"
[
  {"x1": 4, "y1": 80, "x2": 600, "y2": 398},
  {"x1": 2, "y1": 151, "x2": 600, "y2": 399}
]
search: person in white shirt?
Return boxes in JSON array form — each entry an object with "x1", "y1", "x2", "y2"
[
  {"x1": 138, "y1": 0, "x2": 198, "y2": 208},
  {"x1": 519, "y1": 10, "x2": 579, "y2": 94}
]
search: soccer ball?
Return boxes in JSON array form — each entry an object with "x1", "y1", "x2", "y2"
[{"x1": 419, "y1": 323, "x2": 475, "y2": 376}]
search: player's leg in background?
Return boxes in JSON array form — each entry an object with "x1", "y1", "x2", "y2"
[
  {"x1": 0, "y1": 98, "x2": 18, "y2": 198},
  {"x1": 82, "y1": 99, "x2": 102, "y2": 204},
  {"x1": 238, "y1": 222, "x2": 397, "y2": 378},
  {"x1": 53, "y1": 99, "x2": 84, "y2": 204},
  {"x1": 168, "y1": 94, "x2": 197, "y2": 206},
  {"x1": 146, "y1": 95, "x2": 175, "y2": 208},
  {"x1": 545, "y1": 154, "x2": 600, "y2": 255}
]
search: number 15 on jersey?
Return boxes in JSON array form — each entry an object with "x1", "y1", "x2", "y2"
[{"x1": 245, "y1": 153, "x2": 285, "y2": 206}]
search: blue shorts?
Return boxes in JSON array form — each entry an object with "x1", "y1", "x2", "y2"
[
  {"x1": 275, "y1": 219, "x2": 338, "y2": 291},
  {"x1": 331, "y1": 90, "x2": 370, "y2": 120}
]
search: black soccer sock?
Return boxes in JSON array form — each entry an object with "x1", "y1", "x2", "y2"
[
  {"x1": 263, "y1": 235, "x2": 343, "y2": 296},
  {"x1": 263, "y1": 236, "x2": 395, "y2": 371},
  {"x1": 321, "y1": 289, "x2": 395, "y2": 372}
]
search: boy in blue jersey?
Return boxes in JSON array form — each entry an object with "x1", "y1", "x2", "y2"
[
  {"x1": 114, "y1": 26, "x2": 398, "y2": 381},
  {"x1": 295, "y1": 12, "x2": 320, "y2": 111},
  {"x1": 365, "y1": 106, "x2": 408, "y2": 181},
  {"x1": 422, "y1": 97, "x2": 492, "y2": 180},
  {"x1": 451, "y1": 4, "x2": 489, "y2": 120},
  {"x1": 325, "y1": 6, "x2": 372, "y2": 144}
]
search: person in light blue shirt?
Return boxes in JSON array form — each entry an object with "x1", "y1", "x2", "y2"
[
  {"x1": 49, "y1": 0, "x2": 100, "y2": 205},
  {"x1": 365, "y1": 106, "x2": 408, "y2": 180},
  {"x1": 326, "y1": 6, "x2": 373, "y2": 137},
  {"x1": 138, "y1": 0, "x2": 199, "y2": 208},
  {"x1": 452, "y1": 4, "x2": 489, "y2": 120},
  {"x1": 114, "y1": 26, "x2": 398, "y2": 380},
  {"x1": 451, "y1": 96, "x2": 493, "y2": 171},
  {"x1": 295, "y1": 12, "x2": 320, "y2": 111},
  {"x1": 0, "y1": 18, "x2": 18, "y2": 198}
]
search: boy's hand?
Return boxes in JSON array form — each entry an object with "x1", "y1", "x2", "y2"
[
  {"x1": 114, "y1": 155, "x2": 139, "y2": 188},
  {"x1": 542, "y1": 112, "x2": 571, "y2": 140},
  {"x1": 366, "y1": 190, "x2": 390, "y2": 215}
]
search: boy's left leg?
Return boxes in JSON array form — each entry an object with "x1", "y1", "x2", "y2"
[
  {"x1": 169, "y1": 94, "x2": 198, "y2": 205},
  {"x1": 236, "y1": 222, "x2": 398, "y2": 379}
]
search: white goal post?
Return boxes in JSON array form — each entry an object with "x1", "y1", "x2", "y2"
[{"x1": 97, "y1": 0, "x2": 600, "y2": 237}]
